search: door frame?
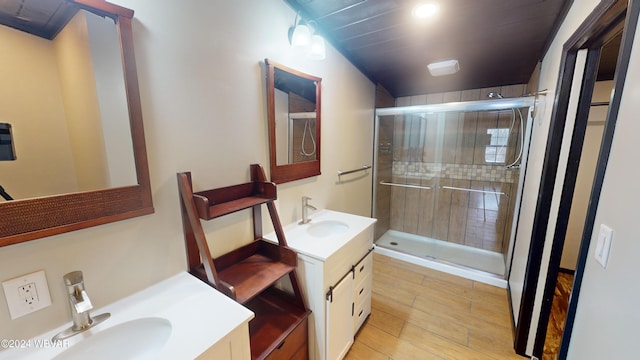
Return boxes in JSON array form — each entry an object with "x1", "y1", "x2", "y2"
[{"x1": 513, "y1": 0, "x2": 639, "y2": 357}]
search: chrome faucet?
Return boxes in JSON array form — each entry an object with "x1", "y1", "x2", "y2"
[
  {"x1": 52, "y1": 271, "x2": 110, "y2": 341},
  {"x1": 300, "y1": 196, "x2": 317, "y2": 224}
]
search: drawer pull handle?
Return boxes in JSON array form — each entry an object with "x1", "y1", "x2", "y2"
[
  {"x1": 359, "y1": 265, "x2": 365, "y2": 272},
  {"x1": 359, "y1": 309, "x2": 364, "y2": 317},
  {"x1": 359, "y1": 288, "x2": 364, "y2": 295},
  {"x1": 276, "y1": 340, "x2": 285, "y2": 350}
]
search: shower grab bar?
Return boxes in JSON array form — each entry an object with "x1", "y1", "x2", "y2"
[
  {"x1": 379, "y1": 181, "x2": 431, "y2": 190},
  {"x1": 442, "y1": 186, "x2": 506, "y2": 196},
  {"x1": 337, "y1": 165, "x2": 371, "y2": 176}
]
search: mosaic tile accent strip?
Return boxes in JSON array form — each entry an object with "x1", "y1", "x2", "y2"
[{"x1": 392, "y1": 161, "x2": 518, "y2": 183}]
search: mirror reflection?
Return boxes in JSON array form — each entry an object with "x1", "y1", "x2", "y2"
[
  {"x1": 273, "y1": 67, "x2": 319, "y2": 165},
  {"x1": 266, "y1": 59, "x2": 321, "y2": 184},
  {"x1": 0, "y1": 0, "x2": 153, "y2": 247},
  {"x1": 0, "y1": 9, "x2": 135, "y2": 201}
]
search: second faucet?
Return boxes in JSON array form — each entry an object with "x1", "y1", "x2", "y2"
[{"x1": 300, "y1": 196, "x2": 317, "y2": 224}]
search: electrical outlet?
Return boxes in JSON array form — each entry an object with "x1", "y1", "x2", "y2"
[
  {"x1": 18, "y1": 283, "x2": 39, "y2": 305},
  {"x1": 2, "y1": 270, "x2": 52, "y2": 319}
]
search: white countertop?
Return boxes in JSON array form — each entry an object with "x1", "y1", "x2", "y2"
[
  {"x1": 264, "y1": 209, "x2": 377, "y2": 261},
  {"x1": 0, "y1": 272, "x2": 254, "y2": 359}
]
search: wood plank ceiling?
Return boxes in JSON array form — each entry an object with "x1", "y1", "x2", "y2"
[
  {"x1": 284, "y1": 0, "x2": 574, "y2": 97},
  {"x1": 0, "y1": 1, "x2": 619, "y2": 98},
  {"x1": 0, "y1": 0, "x2": 77, "y2": 40}
]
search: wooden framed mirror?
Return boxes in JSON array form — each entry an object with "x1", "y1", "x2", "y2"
[
  {"x1": 0, "y1": 0, "x2": 153, "y2": 247},
  {"x1": 265, "y1": 59, "x2": 321, "y2": 184}
]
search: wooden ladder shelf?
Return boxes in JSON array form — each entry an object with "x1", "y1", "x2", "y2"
[{"x1": 177, "y1": 164, "x2": 309, "y2": 359}]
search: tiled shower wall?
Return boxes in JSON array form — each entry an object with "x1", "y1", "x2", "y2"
[
  {"x1": 289, "y1": 92, "x2": 317, "y2": 163},
  {"x1": 375, "y1": 84, "x2": 527, "y2": 256},
  {"x1": 374, "y1": 85, "x2": 396, "y2": 240}
]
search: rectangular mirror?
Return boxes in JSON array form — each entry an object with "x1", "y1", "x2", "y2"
[
  {"x1": 265, "y1": 59, "x2": 321, "y2": 183},
  {"x1": 0, "y1": 0, "x2": 153, "y2": 247},
  {"x1": 0, "y1": 8, "x2": 135, "y2": 200}
]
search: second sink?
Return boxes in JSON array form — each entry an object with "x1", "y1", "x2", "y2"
[
  {"x1": 306, "y1": 220, "x2": 349, "y2": 238},
  {"x1": 264, "y1": 209, "x2": 377, "y2": 261},
  {"x1": 53, "y1": 317, "x2": 171, "y2": 360}
]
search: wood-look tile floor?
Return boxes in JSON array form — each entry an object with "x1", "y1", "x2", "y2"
[{"x1": 345, "y1": 254, "x2": 525, "y2": 360}]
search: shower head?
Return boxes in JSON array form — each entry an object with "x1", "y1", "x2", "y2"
[{"x1": 488, "y1": 92, "x2": 504, "y2": 99}]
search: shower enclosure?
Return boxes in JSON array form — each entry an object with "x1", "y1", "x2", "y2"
[{"x1": 373, "y1": 95, "x2": 535, "y2": 279}]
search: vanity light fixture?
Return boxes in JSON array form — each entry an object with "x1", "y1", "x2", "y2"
[
  {"x1": 288, "y1": 15, "x2": 326, "y2": 60},
  {"x1": 427, "y1": 59, "x2": 460, "y2": 76},
  {"x1": 289, "y1": 22, "x2": 311, "y2": 47}
]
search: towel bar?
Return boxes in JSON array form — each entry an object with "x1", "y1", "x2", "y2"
[{"x1": 337, "y1": 165, "x2": 371, "y2": 176}]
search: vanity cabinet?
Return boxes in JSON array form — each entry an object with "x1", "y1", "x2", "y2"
[
  {"x1": 284, "y1": 218, "x2": 374, "y2": 360},
  {"x1": 300, "y1": 248, "x2": 373, "y2": 360},
  {"x1": 323, "y1": 250, "x2": 373, "y2": 360},
  {"x1": 198, "y1": 323, "x2": 252, "y2": 360}
]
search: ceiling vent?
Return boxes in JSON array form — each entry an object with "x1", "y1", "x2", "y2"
[{"x1": 427, "y1": 60, "x2": 460, "y2": 76}]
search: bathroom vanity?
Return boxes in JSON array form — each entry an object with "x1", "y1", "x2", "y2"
[
  {"x1": 266, "y1": 209, "x2": 377, "y2": 360},
  {"x1": 0, "y1": 272, "x2": 254, "y2": 360}
]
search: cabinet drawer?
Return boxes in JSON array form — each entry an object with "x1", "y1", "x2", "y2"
[
  {"x1": 353, "y1": 251, "x2": 373, "y2": 287},
  {"x1": 353, "y1": 293, "x2": 371, "y2": 333},
  {"x1": 353, "y1": 272, "x2": 371, "y2": 306},
  {"x1": 266, "y1": 316, "x2": 308, "y2": 360},
  {"x1": 290, "y1": 343, "x2": 308, "y2": 360}
]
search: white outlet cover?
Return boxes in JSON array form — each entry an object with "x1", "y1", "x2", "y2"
[{"x1": 2, "y1": 270, "x2": 52, "y2": 319}]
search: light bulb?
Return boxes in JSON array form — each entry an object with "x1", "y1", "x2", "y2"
[
  {"x1": 308, "y1": 34, "x2": 326, "y2": 60},
  {"x1": 290, "y1": 24, "x2": 311, "y2": 47},
  {"x1": 412, "y1": 2, "x2": 439, "y2": 19}
]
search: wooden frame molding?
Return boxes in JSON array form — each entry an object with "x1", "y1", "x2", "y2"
[
  {"x1": 265, "y1": 59, "x2": 322, "y2": 184},
  {"x1": 0, "y1": 0, "x2": 153, "y2": 247}
]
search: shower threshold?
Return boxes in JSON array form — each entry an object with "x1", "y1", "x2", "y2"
[{"x1": 375, "y1": 230, "x2": 507, "y2": 287}]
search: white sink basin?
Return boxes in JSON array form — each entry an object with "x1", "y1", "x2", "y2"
[
  {"x1": 265, "y1": 209, "x2": 377, "y2": 261},
  {"x1": 307, "y1": 220, "x2": 349, "y2": 237},
  {"x1": 53, "y1": 317, "x2": 171, "y2": 360}
]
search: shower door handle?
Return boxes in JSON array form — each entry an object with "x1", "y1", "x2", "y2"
[
  {"x1": 379, "y1": 181, "x2": 431, "y2": 190},
  {"x1": 441, "y1": 185, "x2": 506, "y2": 196}
]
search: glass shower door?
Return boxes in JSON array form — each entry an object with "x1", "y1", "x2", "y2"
[{"x1": 374, "y1": 99, "x2": 533, "y2": 277}]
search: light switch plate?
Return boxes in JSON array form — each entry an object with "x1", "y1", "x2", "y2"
[
  {"x1": 2, "y1": 270, "x2": 52, "y2": 319},
  {"x1": 594, "y1": 224, "x2": 614, "y2": 268}
]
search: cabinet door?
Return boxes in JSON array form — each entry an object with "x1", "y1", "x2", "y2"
[
  {"x1": 325, "y1": 272, "x2": 354, "y2": 360},
  {"x1": 196, "y1": 323, "x2": 251, "y2": 360}
]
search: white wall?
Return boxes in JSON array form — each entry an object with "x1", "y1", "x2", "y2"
[
  {"x1": 560, "y1": 81, "x2": 612, "y2": 271},
  {"x1": 0, "y1": 0, "x2": 374, "y2": 341},
  {"x1": 566, "y1": 11, "x2": 640, "y2": 359}
]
